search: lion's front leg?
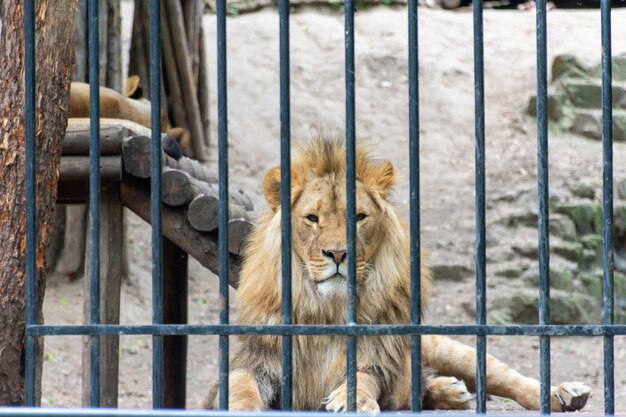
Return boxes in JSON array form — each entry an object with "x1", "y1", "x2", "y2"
[
  {"x1": 325, "y1": 372, "x2": 381, "y2": 413},
  {"x1": 204, "y1": 369, "x2": 269, "y2": 411},
  {"x1": 422, "y1": 335, "x2": 590, "y2": 412}
]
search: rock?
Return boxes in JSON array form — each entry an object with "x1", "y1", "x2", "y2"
[
  {"x1": 431, "y1": 261, "x2": 474, "y2": 282},
  {"x1": 614, "y1": 204, "x2": 626, "y2": 233},
  {"x1": 616, "y1": 180, "x2": 626, "y2": 200},
  {"x1": 488, "y1": 288, "x2": 600, "y2": 324},
  {"x1": 552, "y1": 240, "x2": 585, "y2": 263},
  {"x1": 566, "y1": 183, "x2": 596, "y2": 200},
  {"x1": 569, "y1": 109, "x2": 626, "y2": 142},
  {"x1": 555, "y1": 201, "x2": 603, "y2": 236},
  {"x1": 522, "y1": 265, "x2": 575, "y2": 292},
  {"x1": 590, "y1": 55, "x2": 626, "y2": 83},
  {"x1": 549, "y1": 214, "x2": 577, "y2": 240},
  {"x1": 494, "y1": 266, "x2": 526, "y2": 279},
  {"x1": 560, "y1": 79, "x2": 626, "y2": 109},
  {"x1": 527, "y1": 93, "x2": 566, "y2": 121},
  {"x1": 512, "y1": 244, "x2": 538, "y2": 259},
  {"x1": 580, "y1": 234, "x2": 602, "y2": 253},
  {"x1": 502, "y1": 209, "x2": 536, "y2": 228},
  {"x1": 551, "y1": 54, "x2": 590, "y2": 81},
  {"x1": 571, "y1": 110, "x2": 601, "y2": 139}
]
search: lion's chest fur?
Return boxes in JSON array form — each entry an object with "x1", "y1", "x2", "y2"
[{"x1": 293, "y1": 335, "x2": 346, "y2": 409}]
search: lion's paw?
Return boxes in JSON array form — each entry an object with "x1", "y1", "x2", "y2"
[
  {"x1": 423, "y1": 376, "x2": 473, "y2": 410},
  {"x1": 324, "y1": 385, "x2": 381, "y2": 414},
  {"x1": 553, "y1": 382, "x2": 591, "y2": 412}
]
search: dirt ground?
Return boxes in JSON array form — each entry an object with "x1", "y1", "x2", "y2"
[{"x1": 40, "y1": 3, "x2": 626, "y2": 413}]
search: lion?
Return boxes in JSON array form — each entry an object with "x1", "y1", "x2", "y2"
[{"x1": 205, "y1": 136, "x2": 591, "y2": 412}]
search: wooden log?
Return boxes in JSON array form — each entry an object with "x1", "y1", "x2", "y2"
[
  {"x1": 60, "y1": 156, "x2": 122, "y2": 182},
  {"x1": 82, "y1": 182, "x2": 123, "y2": 407},
  {"x1": 228, "y1": 219, "x2": 253, "y2": 256},
  {"x1": 62, "y1": 125, "x2": 125, "y2": 156},
  {"x1": 163, "y1": 237, "x2": 188, "y2": 409},
  {"x1": 129, "y1": 1, "x2": 150, "y2": 98},
  {"x1": 162, "y1": 168, "x2": 200, "y2": 207},
  {"x1": 120, "y1": 176, "x2": 241, "y2": 288},
  {"x1": 187, "y1": 193, "x2": 250, "y2": 234},
  {"x1": 162, "y1": 167, "x2": 253, "y2": 212},
  {"x1": 98, "y1": 0, "x2": 109, "y2": 86},
  {"x1": 181, "y1": 0, "x2": 201, "y2": 84},
  {"x1": 163, "y1": 0, "x2": 208, "y2": 161},
  {"x1": 106, "y1": 0, "x2": 122, "y2": 92},
  {"x1": 161, "y1": 5, "x2": 190, "y2": 139},
  {"x1": 123, "y1": 135, "x2": 215, "y2": 182},
  {"x1": 197, "y1": 25, "x2": 210, "y2": 148},
  {"x1": 73, "y1": 1, "x2": 88, "y2": 82}
]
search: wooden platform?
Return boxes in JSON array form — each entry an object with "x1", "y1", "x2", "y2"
[{"x1": 57, "y1": 118, "x2": 252, "y2": 408}]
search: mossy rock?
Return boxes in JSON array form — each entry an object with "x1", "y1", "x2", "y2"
[
  {"x1": 549, "y1": 214, "x2": 577, "y2": 240},
  {"x1": 494, "y1": 266, "x2": 526, "y2": 279},
  {"x1": 577, "y1": 270, "x2": 626, "y2": 323},
  {"x1": 527, "y1": 93, "x2": 567, "y2": 121},
  {"x1": 614, "y1": 204, "x2": 626, "y2": 233},
  {"x1": 559, "y1": 79, "x2": 626, "y2": 110},
  {"x1": 551, "y1": 54, "x2": 591, "y2": 81},
  {"x1": 522, "y1": 266, "x2": 575, "y2": 292},
  {"x1": 590, "y1": 55, "x2": 626, "y2": 83},
  {"x1": 554, "y1": 201, "x2": 603, "y2": 236},
  {"x1": 568, "y1": 109, "x2": 626, "y2": 142},
  {"x1": 567, "y1": 183, "x2": 596, "y2": 200},
  {"x1": 552, "y1": 240, "x2": 585, "y2": 264},
  {"x1": 580, "y1": 234, "x2": 603, "y2": 253},
  {"x1": 488, "y1": 289, "x2": 599, "y2": 325}
]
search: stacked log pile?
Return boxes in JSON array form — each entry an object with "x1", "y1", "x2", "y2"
[
  {"x1": 122, "y1": 135, "x2": 254, "y2": 257},
  {"x1": 57, "y1": 119, "x2": 251, "y2": 288}
]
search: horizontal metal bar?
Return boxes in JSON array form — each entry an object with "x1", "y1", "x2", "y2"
[
  {"x1": 0, "y1": 409, "x2": 609, "y2": 417},
  {"x1": 26, "y1": 324, "x2": 626, "y2": 337}
]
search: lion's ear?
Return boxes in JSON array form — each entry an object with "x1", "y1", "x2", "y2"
[
  {"x1": 263, "y1": 166, "x2": 282, "y2": 210},
  {"x1": 263, "y1": 166, "x2": 302, "y2": 211},
  {"x1": 364, "y1": 161, "x2": 396, "y2": 198}
]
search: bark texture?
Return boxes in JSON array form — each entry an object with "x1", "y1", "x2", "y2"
[{"x1": 0, "y1": 0, "x2": 77, "y2": 405}]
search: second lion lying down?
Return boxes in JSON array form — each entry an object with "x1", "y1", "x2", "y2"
[{"x1": 206, "y1": 136, "x2": 590, "y2": 412}]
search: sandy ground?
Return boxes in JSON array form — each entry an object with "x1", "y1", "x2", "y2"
[{"x1": 40, "y1": 4, "x2": 626, "y2": 413}]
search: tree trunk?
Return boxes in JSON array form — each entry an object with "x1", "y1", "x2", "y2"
[{"x1": 0, "y1": 0, "x2": 77, "y2": 406}]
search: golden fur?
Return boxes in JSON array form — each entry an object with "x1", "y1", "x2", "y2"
[{"x1": 206, "y1": 136, "x2": 590, "y2": 412}]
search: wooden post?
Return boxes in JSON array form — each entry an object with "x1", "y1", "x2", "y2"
[
  {"x1": 163, "y1": 238, "x2": 188, "y2": 409},
  {"x1": 82, "y1": 182, "x2": 124, "y2": 407}
]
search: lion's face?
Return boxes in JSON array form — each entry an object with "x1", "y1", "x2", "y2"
[
  {"x1": 290, "y1": 175, "x2": 387, "y2": 297},
  {"x1": 262, "y1": 140, "x2": 398, "y2": 299}
]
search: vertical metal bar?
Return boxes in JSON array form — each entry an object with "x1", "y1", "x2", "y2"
[
  {"x1": 24, "y1": 0, "x2": 37, "y2": 407},
  {"x1": 600, "y1": 0, "x2": 614, "y2": 414},
  {"x1": 150, "y1": 0, "x2": 163, "y2": 409},
  {"x1": 473, "y1": 0, "x2": 487, "y2": 413},
  {"x1": 279, "y1": 0, "x2": 293, "y2": 410},
  {"x1": 408, "y1": 0, "x2": 421, "y2": 411},
  {"x1": 535, "y1": 0, "x2": 551, "y2": 413},
  {"x1": 217, "y1": 0, "x2": 230, "y2": 409},
  {"x1": 88, "y1": 0, "x2": 101, "y2": 407},
  {"x1": 344, "y1": 0, "x2": 357, "y2": 411}
]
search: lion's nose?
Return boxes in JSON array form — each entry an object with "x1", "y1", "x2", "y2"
[{"x1": 322, "y1": 249, "x2": 347, "y2": 266}]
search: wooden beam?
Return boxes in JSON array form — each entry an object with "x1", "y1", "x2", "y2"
[
  {"x1": 163, "y1": 238, "x2": 188, "y2": 409},
  {"x1": 60, "y1": 156, "x2": 122, "y2": 182},
  {"x1": 62, "y1": 125, "x2": 125, "y2": 156},
  {"x1": 82, "y1": 182, "x2": 124, "y2": 407},
  {"x1": 120, "y1": 176, "x2": 241, "y2": 288}
]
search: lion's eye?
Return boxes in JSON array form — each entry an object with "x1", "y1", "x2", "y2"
[
  {"x1": 356, "y1": 213, "x2": 367, "y2": 222},
  {"x1": 306, "y1": 214, "x2": 319, "y2": 223}
]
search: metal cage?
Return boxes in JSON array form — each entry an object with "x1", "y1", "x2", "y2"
[{"x1": 8, "y1": 0, "x2": 619, "y2": 414}]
